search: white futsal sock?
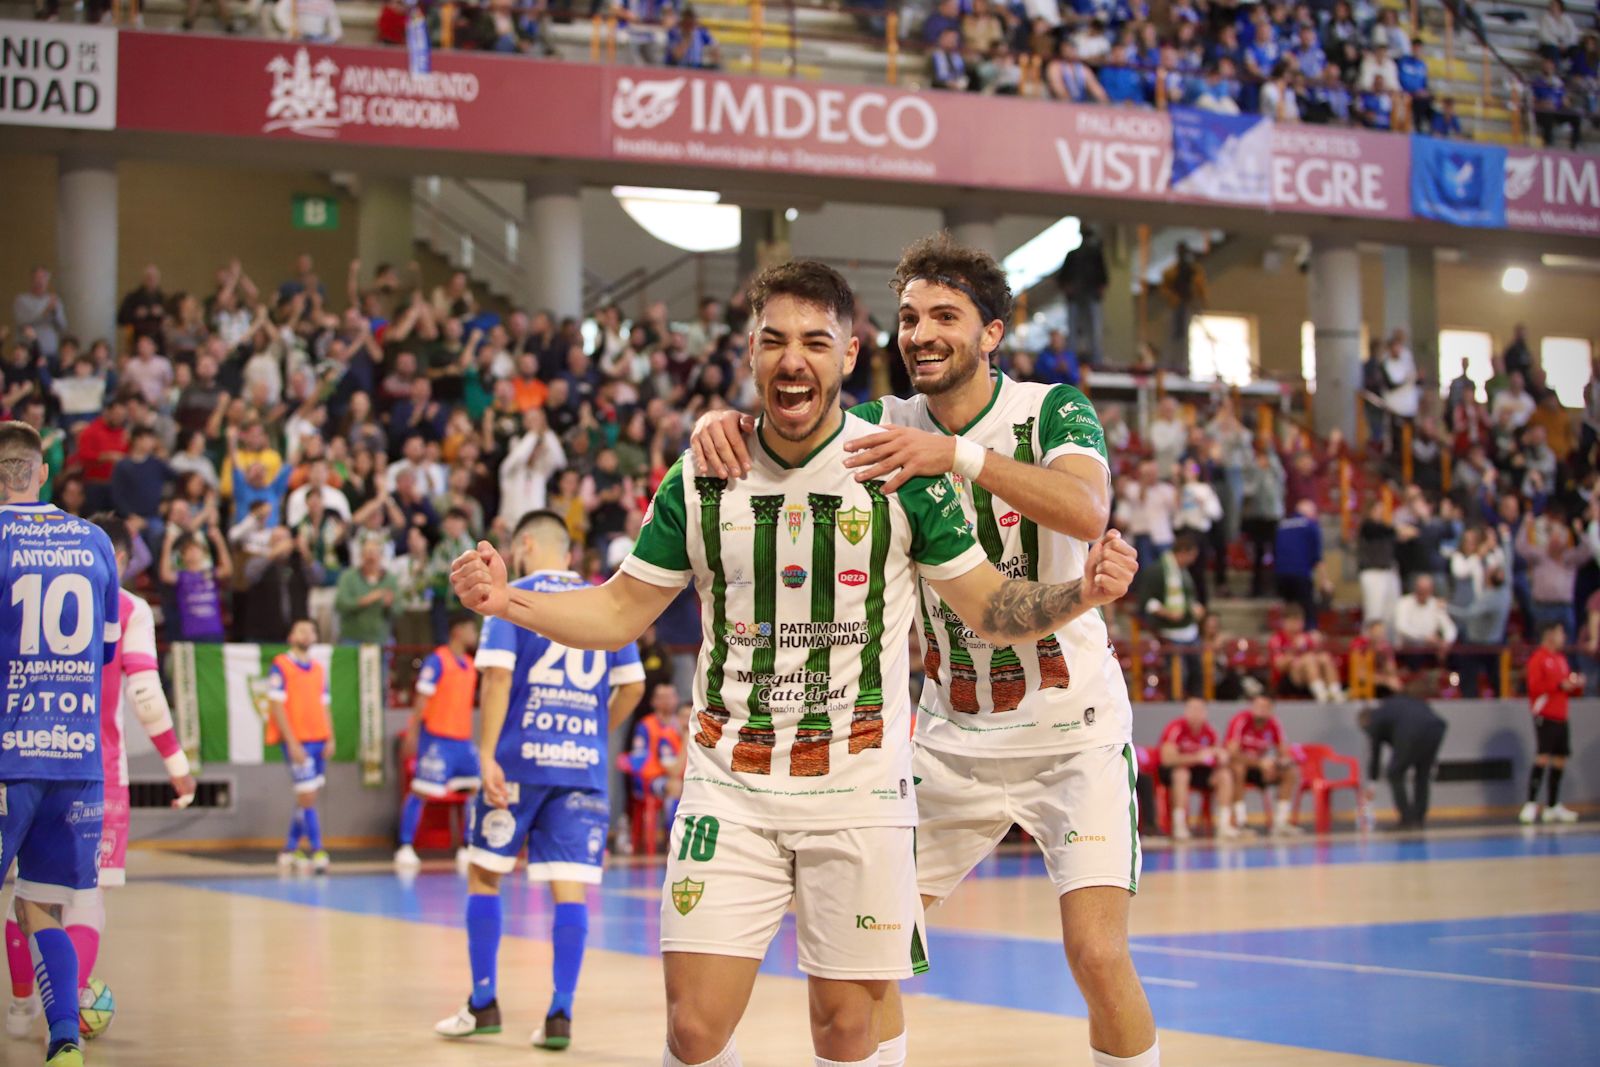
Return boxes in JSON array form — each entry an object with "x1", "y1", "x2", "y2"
[
  {"x1": 814, "y1": 1054, "x2": 879, "y2": 1067},
  {"x1": 663, "y1": 1039, "x2": 743, "y2": 1067},
  {"x1": 877, "y1": 1030, "x2": 907, "y2": 1067},
  {"x1": 1091, "y1": 1039, "x2": 1160, "y2": 1066},
  {"x1": 1274, "y1": 799, "x2": 1293, "y2": 827},
  {"x1": 1233, "y1": 800, "x2": 1248, "y2": 827}
]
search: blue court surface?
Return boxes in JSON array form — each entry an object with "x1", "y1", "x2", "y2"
[{"x1": 174, "y1": 830, "x2": 1600, "y2": 1066}]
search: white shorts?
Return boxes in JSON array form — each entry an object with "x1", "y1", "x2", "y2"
[
  {"x1": 659, "y1": 816, "x2": 928, "y2": 981},
  {"x1": 914, "y1": 742, "x2": 1141, "y2": 904}
]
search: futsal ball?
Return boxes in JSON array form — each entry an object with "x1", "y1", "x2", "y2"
[{"x1": 78, "y1": 978, "x2": 115, "y2": 1040}]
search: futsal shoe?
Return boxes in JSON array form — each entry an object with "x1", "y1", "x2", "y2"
[
  {"x1": 1518, "y1": 801, "x2": 1541, "y2": 824},
  {"x1": 1542, "y1": 804, "x2": 1579, "y2": 823},
  {"x1": 1216, "y1": 822, "x2": 1244, "y2": 840},
  {"x1": 532, "y1": 1010, "x2": 572, "y2": 1051},
  {"x1": 5, "y1": 994, "x2": 39, "y2": 1037},
  {"x1": 1270, "y1": 821, "x2": 1305, "y2": 837},
  {"x1": 436, "y1": 999, "x2": 503, "y2": 1038},
  {"x1": 311, "y1": 850, "x2": 332, "y2": 874},
  {"x1": 1171, "y1": 822, "x2": 1192, "y2": 841},
  {"x1": 44, "y1": 1038, "x2": 83, "y2": 1066},
  {"x1": 395, "y1": 845, "x2": 421, "y2": 870}
]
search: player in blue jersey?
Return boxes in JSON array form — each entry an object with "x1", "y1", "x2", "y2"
[
  {"x1": 435, "y1": 510, "x2": 645, "y2": 1050},
  {"x1": 0, "y1": 422, "x2": 121, "y2": 1067}
]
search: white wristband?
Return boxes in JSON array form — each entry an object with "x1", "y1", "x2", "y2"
[
  {"x1": 164, "y1": 750, "x2": 192, "y2": 782},
  {"x1": 952, "y1": 436, "x2": 988, "y2": 482}
]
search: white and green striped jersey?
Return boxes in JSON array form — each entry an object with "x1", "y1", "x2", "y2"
[
  {"x1": 622, "y1": 412, "x2": 987, "y2": 830},
  {"x1": 855, "y1": 373, "x2": 1133, "y2": 758}
]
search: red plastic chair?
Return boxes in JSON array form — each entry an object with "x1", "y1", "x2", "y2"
[{"x1": 1294, "y1": 743, "x2": 1362, "y2": 833}]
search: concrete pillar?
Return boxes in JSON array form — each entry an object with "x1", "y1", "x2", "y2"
[
  {"x1": 355, "y1": 175, "x2": 415, "y2": 288},
  {"x1": 56, "y1": 150, "x2": 118, "y2": 348},
  {"x1": 1308, "y1": 235, "x2": 1363, "y2": 439},
  {"x1": 522, "y1": 176, "x2": 583, "y2": 320},
  {"x1": 1407, "y1": 248, "x2": 1438, "y2": 394},
  {"x1": 1382, "y1": 245, "x2": 1411, "y2": 340},
  {"x1": 1102, "y1": 223, "x2": 1136, "y2": 366},
  {"x1": 942, "y1": 201, "x2": 998, "y2": 257},
  {"x1": 736, "y1": 207, "x2": 790, "y2": 281}
]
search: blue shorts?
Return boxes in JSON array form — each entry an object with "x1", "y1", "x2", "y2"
[
  {"x1": 412, "y1": 729, "x2": 482, "y2": 798},
  {"x1": 282, "y1": 741, "x2": 328, "y2": 794},
  {"x1": 0, "y1": 780, "x2": 104, "y2": 906},
  {"x1": 467, "y1": 783, "x2": 609, "y2": 884}
]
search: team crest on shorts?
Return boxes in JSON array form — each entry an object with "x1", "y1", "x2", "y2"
[
  {"x1": 671, "y1": 877, "x2": 704, "y2": 916},
  {"x1": 481, "y1": 808, "x2": 517, "y2": 850},
  {"x1": 837, "y1": 507, "x2": 871, "y2": 546}
]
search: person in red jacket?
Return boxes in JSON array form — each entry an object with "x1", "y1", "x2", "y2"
[
  {"x1": 1522, "y1": 619, "x2": 1583, "y2": 824},
  {"x1": 68, "y1": 389, "x2": 131, "y2": 511}
]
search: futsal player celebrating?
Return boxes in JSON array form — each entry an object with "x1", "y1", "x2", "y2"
[
  {"x1": 267, "y1": 619, "x2": 334, "y2": 873},
  {"x1": 6, "y1": 516, "x2": 196, "y2": 1038},
  {"x1": 691, "y1": 236, "x2": 1159, "y2": 1067},
  {"x1": 454, "y1": 260, "x2": 1137, "y2": 1067},
  {"x1": 0, "y1": 422, "x2": 122, "y2": 1067},
  {"x1": 395, "y1": 614, "x2": 482, "y2": 870},
  {"x1": 434, "y1": 510, "x2": 645, "y2": 1050}
]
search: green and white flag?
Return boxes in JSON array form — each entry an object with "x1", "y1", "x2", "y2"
[{"x1": 171, "y1": 642, "x2": 387, "y2": 786}]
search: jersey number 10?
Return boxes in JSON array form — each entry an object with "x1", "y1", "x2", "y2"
[{"x1": 11, "y1": 573, "x2": 96, "y2": 656}]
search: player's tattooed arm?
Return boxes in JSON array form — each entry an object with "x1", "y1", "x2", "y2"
[
  {"x1": 928, "y1": 531, "x2": 1136, "y2": 647},
  {"x1": 981, "y1": 577, "x2": 1086, "y2": 641}
]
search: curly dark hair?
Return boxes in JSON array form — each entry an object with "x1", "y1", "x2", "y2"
[
  {"x1": 747, "y1": 260, "x2": 856, "y2": 327},
  {"x1": 890, "y1": 232, "x2": 1014, "y2": 326}
]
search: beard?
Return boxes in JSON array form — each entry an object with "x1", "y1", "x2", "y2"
[{"x1": 903, "y1": 335, "x2": 985, "y2": 396}]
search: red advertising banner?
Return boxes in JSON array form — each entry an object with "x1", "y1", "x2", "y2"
[
  {"x1": 110, "y1": 30, "x2": 1589, "y2": 236},
  {"x1": 1268, "y1": 124, "x2": 1410, "y2": 219},
  {"x1": 115, "y1": 31, "x2": 606, "y2": 158},
  {"x1": 1504, "y1": 147, "x2": 1600, "y2": 237}
]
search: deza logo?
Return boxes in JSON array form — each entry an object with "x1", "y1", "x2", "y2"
[
  {"x1": 610, "y1": 75, "x2": 938, "y2": 150},
  {"x1": 999, "y1": 511, "x2": 1021, "y2": 528}
]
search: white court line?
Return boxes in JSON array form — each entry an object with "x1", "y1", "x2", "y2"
[
  {"x1": 1489, "y1": 948, "x2": 1600, "y2": 963},
  {"x1": 1430, "y1": 929, "x2": 1600, "y2": 944},
  {"x1": 1129, "y1": 943, "x2": 1600, "y2": 995},
  {"x1": 1141, "y1": 977, "x2": 1200, "y2": 989}
]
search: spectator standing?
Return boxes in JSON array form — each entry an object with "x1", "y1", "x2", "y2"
[
  {"x1": 70, "y1": 389, "x2": 132, "y2": 512},
  {"x1": 1274, "y1": 499, "x2": 1324, "y2": 629},
  {"x1": 1449, "y1": 524, "x2": 1512, "y2": 694},
  {"x1": 121, "y1": 335, "x2": 175, "y2": 408},
  {"x1": 1174, "y1": 459, "x2": 1224, "y2": 605},
  {"x1": 499, "y1": 409, "x2": 566, "y2": 526},
  {"x1": 1240, "y1": 445, "x2": 1285, "y2": 596},
  {"x1": 12, "y1": 266, "x2": 66, "y2": 364},
  {"x1": 1396, "y1": 37, "x2": 1434, "y2": 128},
  {"x1": 1491, "y1": 371, "x2": 1537, "y2": 430},
  {"x1": 336, "y1": 537, "x2": 401, "y2": 645},
  {"x1": 1057, "y1": 225, "x2": 1108, "y2": 366},
  {"x1": 1033, "y1": 329, "x2": 1082, "y2": 386},
  {"x1": 1358, "y1": 683, "x2": 1448, "y2": 830},
  {"x1": 1522, "y1": 620, "x2": 1582, "y2": 824},
  {"x1": 1393, "y1": 574, "x2": 1457, "y2": 668},
  {"x1": 1380, "y1": 330, "x2": 1419, "y2": 450},
  {"x1": 160, "y1": 529, "x2": 232, "y2": 642},
  {"x1": 666, "y1": 7, "x2": 720, "y2": 68},
  {"x1": 110, "y1": 427, "x2": 172, "y2": 534},
  {"x1": 1148, "y1": 396, "x2": 1187, "y2": 478},
  {"x1": 1116, "y1": 460, "x2": 1178, "y2": 567},
  {"x1": 1158, "y1": 243, "x2": 1207, "y2": 371},
  {"x1": 118, "y1": 265, "x2": 167, "y2": 347},
  {"x1": 1519, "y1": 505, "x2": 1588, "y2": 640}
]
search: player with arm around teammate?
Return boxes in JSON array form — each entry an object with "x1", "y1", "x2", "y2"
[
  {"x1": 1157, "y1": 698, "x2": 1240, "y2": 840},
  {"x1": 4, "y1": 514, "x2": 196, "y2": 1039},
  {"x1": 453, "y1": 260, "x2": 1137, "y2": 1067},
  {"x1": 395, "y1": 614, "x2": 482, "y2": 870},
  {"x1": 1224, "y1": 694, "x2": 1303, "y2": 835},
  {"x1": 0, "y1": 421, "x2": 121, "y2": 1067},
  {"x1": 690, "y1": 236, "x2": 1158, "y2": 1067},
  {"x1": 434, "y1": 509, "x2": 645, "y2": 1051}
]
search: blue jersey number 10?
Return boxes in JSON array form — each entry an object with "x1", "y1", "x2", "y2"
[{"x1": 11, "y1": 573, "x2": 95, "y2": 656}]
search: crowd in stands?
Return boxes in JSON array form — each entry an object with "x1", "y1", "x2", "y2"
[
  {"x1": 6, "y1": 251, "x2": 1597, "y2": 705},
  {"x1": 918, "y1": 0, "x2": 1467, "y2": 134},
  {"x1": 1527, "y1": 0, "x2": 1599, "y2": 148}
]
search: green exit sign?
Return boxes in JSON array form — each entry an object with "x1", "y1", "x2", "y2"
[{"x1": 292, "y1": 195, "x2": 339, "y2": 230}]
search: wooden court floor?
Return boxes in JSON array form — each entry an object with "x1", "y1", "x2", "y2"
[{"x1": 4, "y1": 827, "x2": 1597, "y2": 1066}]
